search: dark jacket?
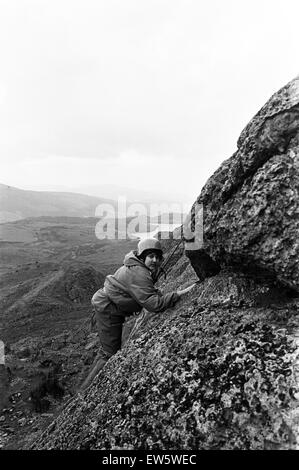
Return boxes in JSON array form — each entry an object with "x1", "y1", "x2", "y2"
[{"x1": 92, "y1": 250, "x2": 179, "y2": 314}]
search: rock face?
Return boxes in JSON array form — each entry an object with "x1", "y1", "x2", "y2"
[
  {"x1": 28, "y1": 78, "x2": 299, "y2": 450},
  {"x1": 190, "y1": 76, "x2": 299, "y2": 291},
  {"x1": 29, "y1": 270, "x2": 299, "y2": 450}
]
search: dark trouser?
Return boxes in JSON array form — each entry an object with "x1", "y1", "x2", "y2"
[
  {"x1": 94, "y1": 289, "x2": 126, "y2": 357},
  {"x1": 79, "y1": 289, "x2": 125, "y2": 392}
]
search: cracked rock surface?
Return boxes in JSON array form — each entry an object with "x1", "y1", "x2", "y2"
[
  {"x1": 30, "y1": 272, "x2": 299, "y2": 450},
  {"x1": 194, "y1": 76, "x2": 299, "y2": 291},
  {"x1": 30, "y1": 77, "x2": 299, "y2": 450}
]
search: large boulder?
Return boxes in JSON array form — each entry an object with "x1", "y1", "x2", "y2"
[
  {"x1": 190, "y1": 76, "x2": 299, "y2": 291},
  {"x1": 23, "y1": 77, "x2": 299, "y2": 451}
]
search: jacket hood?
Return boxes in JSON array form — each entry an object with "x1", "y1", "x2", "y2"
[{"x1": 123, "y1": 250, "x2": 146, "y2": 268}]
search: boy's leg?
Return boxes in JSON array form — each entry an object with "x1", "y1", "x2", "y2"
[
  {"x1": 79, "y1": 347, "x2": 110, "y2": 392},
  {"x1": 79, "y1": 292, "x2": 125, "y2": 392}
]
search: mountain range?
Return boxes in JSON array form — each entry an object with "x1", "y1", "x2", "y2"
[
  {"x1": 0, "y1": 183, "x2": 188, "y2": 224},
  {"x1": 0, "y1": 183, "x2": 117, "y2": 223}
]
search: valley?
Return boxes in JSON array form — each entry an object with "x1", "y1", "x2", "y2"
[{"x1": 0, "y1": 216, "x2": 138, "y2": 449}]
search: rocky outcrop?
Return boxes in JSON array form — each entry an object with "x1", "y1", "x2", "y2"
[
  {"x1": 30, "y1": 270, "x2": 299, "y2": 450},
  {"x1": 27, "y1": 77, "x2": 299, "y2": 450},
  {"x1": 190, "y1": 76, "x2": 299, "y2": 291}
]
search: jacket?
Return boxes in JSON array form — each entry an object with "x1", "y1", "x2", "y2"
[{"x1": 92, "y1": 250, "x2": 179, "y2": 314}]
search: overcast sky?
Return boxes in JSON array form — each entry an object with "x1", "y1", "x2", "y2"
[{"x1": 0, "y1": 0, "x2": 298, "y2": 206}]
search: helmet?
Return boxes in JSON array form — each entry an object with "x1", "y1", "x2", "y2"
[{"x1": 137, "y1": 238, "x2": 163, "y2": 258}]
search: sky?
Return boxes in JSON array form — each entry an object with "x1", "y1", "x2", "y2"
[{"x1": 0, "y1": 0, "x2": 298, "y2": 207}]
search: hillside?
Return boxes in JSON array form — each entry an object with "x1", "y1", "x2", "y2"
[
  {"x1": 28, "y1": 269, "x2": 299, "y2": 450},
  {"x1": 0, "y1": 211, "x2": 183, "y2": 448},
  {"x1": 27, "y1": 76, "x2": 299, "y2": 450},
  {"x1": 0, "y1": 184, "x2": 117, "y2": 223},
  {"x1": 0, "y1": 216, "x2": 139, "y2": 340},
  {"x1": 0, "y1": 184, "x2": 186, "y2": 224},
  {"x1": 0, "y1": 215, "x2": 139, "y2": 449}
]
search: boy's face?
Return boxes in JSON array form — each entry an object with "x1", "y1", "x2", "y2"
[{"x1": 144, "y1": 251, "x2": 162, "y2": 273}]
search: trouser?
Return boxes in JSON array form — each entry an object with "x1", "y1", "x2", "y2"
[
  {"x1": 79, "y1": 288, "x2": 126, "y2": 392},
  {"x1": 94, "y1": 288, "x2": 126, "y2": 356}
]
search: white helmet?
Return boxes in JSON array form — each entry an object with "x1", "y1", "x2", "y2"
[{"x1": 137, "y1": 238, "x2": 163, "y2": 258}]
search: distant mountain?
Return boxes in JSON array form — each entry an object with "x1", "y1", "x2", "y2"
[
  {"x1": 0, "y1": 183, "x2": 117, "y2": 223},
  {"x1": 0, "y1": 183, "x2": 188, "y2": 223}
]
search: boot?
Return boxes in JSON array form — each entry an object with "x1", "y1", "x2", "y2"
[{"x1": 78, "y1": 355, "x2": 109, "y2": 393}]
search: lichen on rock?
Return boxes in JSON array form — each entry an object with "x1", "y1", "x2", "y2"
[
  {"x1": 192, "y1": 76, "x2": 299, "y2": 292},
  {"x1": 30, "y1": 77, "x2": 299, "y2": 450}
]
